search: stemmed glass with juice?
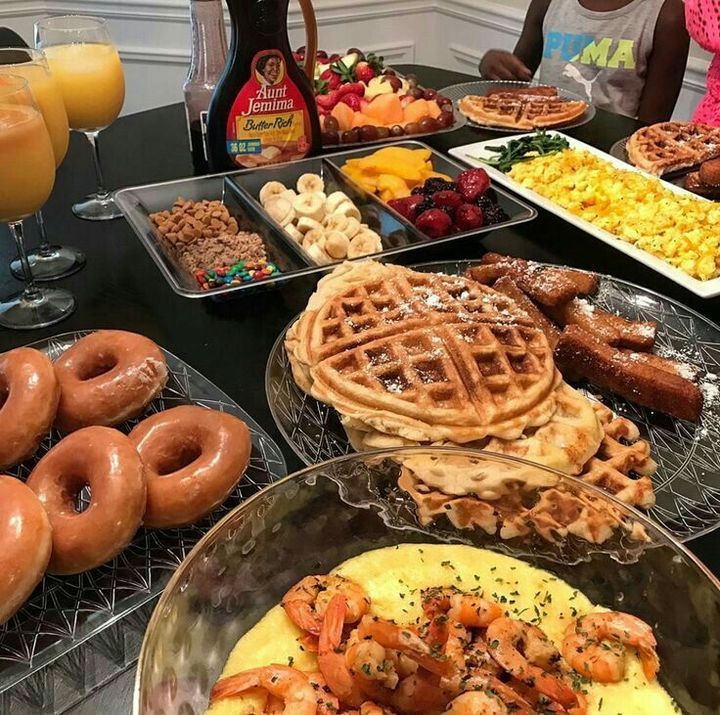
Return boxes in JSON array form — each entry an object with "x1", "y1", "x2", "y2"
[
  {"x1": 0, "y1": 47, "x2": 86, "y2": 279},
  {"x1": 36, "y1": 16, "x2": 126, "y2": 221},
  {"x1": 0, "y1": 75, "x2": 75, "y2": 328}
]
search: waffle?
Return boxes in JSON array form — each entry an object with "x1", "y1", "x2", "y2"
[
  {"x1": 346, "y1": 382, "x2": 603, "y2": 477},
  {"x1": 398, "y1": 461, "x2": 648, "y2": 545},
  {"x1": 626, "y1": 121, "x2": 720, "y2": 176},
  {"x1": 458, "y1": 93, "x2": 588, "y2": 130},
  {"x1": 288, "y1": 262, "x2": 560, "y2": 443}
]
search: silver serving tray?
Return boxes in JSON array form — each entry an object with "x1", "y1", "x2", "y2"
[
  {"x1": 265, "y1": 259, "x2": 720, "y2": 543},
  {"x1": 116, "y1": 142, "x2": 537, "y2": 299},
  {"x1": 439, "y1": 80, "x2": 596, "y2": 132},
  {"x1": 0, "y1": 331, "x2": 287, "y2": 714}
]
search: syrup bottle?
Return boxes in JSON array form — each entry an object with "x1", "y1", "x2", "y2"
[
  {"x1": 183, "y1": 0, "x2": 228, "y2": 174},
  {"x1": 207, "y1": 0, "x2": 321, "y2": 172}
]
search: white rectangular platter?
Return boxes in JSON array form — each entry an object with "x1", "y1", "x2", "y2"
[{"x1": 449, "y1": 132, "x2": 720, "y2": 299}]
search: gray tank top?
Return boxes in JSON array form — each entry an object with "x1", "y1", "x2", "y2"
[{"x1": 538, "y1": 0, "x2": 666, "y2": 118}]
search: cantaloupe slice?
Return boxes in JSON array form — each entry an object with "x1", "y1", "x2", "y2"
[
  {"x1": 402, "y1": 98, "x2": 430, "y2": 125},
  {"x1": 427, "y1": 100, "x2": 442, "y2": 119},
  {"x1": 351, "y1": 112, "x2": 378, "y2": 129},
  {"x1": 331, "y1": 102, "x2": 355, "y2": 132},
  {"x1": 365, "y1": 94, "x2": 403, "y2": 125}
]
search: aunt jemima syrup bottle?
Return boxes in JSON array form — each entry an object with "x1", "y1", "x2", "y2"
[{"x1": 207, "y1": 0, "x2": 321, "y2": 171}]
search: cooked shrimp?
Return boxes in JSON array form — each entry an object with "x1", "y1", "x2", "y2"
[
  {"x1": 422, "y1": 587, "x2": 502, "y2": 630},
  {"x1": 318, "y1": 594, "x2": 365, "y2": 706},
  {"x1": 308, "y1": 672, "x2": 341, "y2": 715},
  {"x1": 347, "y1": 637, "x2": 402, "y2": 690},
  {"x1": 209, "y1": 665, "x2": 318, "y2": 714},
  {"x1": 562, "y1": 611, "x2": 659, "y2": 683},
  {"x1": 445, "y1": 690, "x2": 510, "y2": 715},
  {"x1": 485, "y1": 618, "x2": 578, "y2": 710},
  {"x1": 461, "y1": 671, "x2": 535, "y2": 714},
  {"x1": 390, "y1": 671, "x2": 449, "y2": 713},
  {"x1": 283, "y1": 575, "x2": 370, "y2": 636},
  {"x1": 359, "y1": 703, "x2": 396, "y2": 715},
  {"x1": 358, "y1": 615, "x2": 452, "y2": 677}
]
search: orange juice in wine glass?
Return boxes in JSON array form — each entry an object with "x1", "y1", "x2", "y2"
[
  {"x1": 0, "y1": 48, "x2": 85, "y2": 282},
  {"x1": 43, "y1": 42, "x2": 124, "y2": 131},
  {"x1": 0, "y1": 49, "x2": 69, "y2": 167},
  {"x1": 0, "y1": 75, "x2": 75, "y2": 329},
  {"x1": 36, "y1": 15, "x2": 126, "y2": 221}
]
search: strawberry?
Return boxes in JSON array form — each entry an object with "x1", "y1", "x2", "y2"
[
  {"x1": 432, "y1": 190, "x2": 463, "y2": 213},
  {"x1": 455, "y1": 203, "x2": 484, "y2": 231},
  {"x1": 320, "y1": 68, "x2": 342, "y2": 91},
  {"x1": 292, "y1": 52, "x2": 304, "y2": 63},
  {"x1": 339, "y1": 93, "x2": 362, "y2": 111},
  {"x1": 457, "y1": 168, "x2": 491, "y2": 202},
  {"x1": 354, "y1": 61, "x2": 376, "y2": 84},
  {"x1": 415, "y1": 209, "x2": 453, "y2": 238},
  {"x1": 316, "y1": 90, "x2": 340, "y2": 111},
  {"x1": 387, "y1": 195, "x2": 424, "y2": 222},
  {"x1": 328, "y1": 54, "x2": 342, "y2": 63},
  {"x1": 337, "y1": 82, "x2": 365, "y2": 97}
]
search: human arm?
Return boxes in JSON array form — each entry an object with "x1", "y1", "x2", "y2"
[
  {"x1": 479, "y1": 0, "x2": 552, "y2": 80},
  {"x1": 636, "y1": 0, "x2": 690, "y2": 123}
]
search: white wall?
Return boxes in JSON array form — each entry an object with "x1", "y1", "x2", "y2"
[{"x1": 1, "y1": 0, "x2": 709, "y2": 119}]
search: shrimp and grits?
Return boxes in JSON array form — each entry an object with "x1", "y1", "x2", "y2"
[{"x1": 206, "y1": 544, "x2": 678, "y2": 715}]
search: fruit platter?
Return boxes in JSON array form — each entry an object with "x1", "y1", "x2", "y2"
[{"x1": 293, "y1": 46, "x2": 463, "y2": 147}]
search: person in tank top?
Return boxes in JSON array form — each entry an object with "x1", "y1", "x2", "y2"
[
  {"x1": 479, "y1": 0, "x2": 689, "y2": 123},
  {"x1": 685, "y1": 0, "x2": 720, "y2": 126}
]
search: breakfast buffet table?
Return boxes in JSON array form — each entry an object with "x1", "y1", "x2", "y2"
[{"x1": 2, "y1": 65, "x2": 719, "y2": 714}]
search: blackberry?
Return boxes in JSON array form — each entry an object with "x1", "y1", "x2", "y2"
[
  {"x1": 484, "y1": 203, "x2": 509, "y2": 225},
  {"x1": 475, "y1": 195, "x2": 494, "y2": 212},
  {"x1": 411, "y1": 186, "x2": 427, "y2": 196},
  {"x1": 423, "y1": 178, "x2": 457, "y2": 194},
  {"x1": 415, "y1": 198, "x2": 435, "y2": 215}
]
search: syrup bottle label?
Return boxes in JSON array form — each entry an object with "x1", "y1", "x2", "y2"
[{"x1": 225, "y1": 50, "x2": 312, "y2": 168}]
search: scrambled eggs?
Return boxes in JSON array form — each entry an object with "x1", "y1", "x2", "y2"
[
  {"x1": 509, "y1": 149, "x2": 720, "y2": 281},
  {"x1": 208, "y1": 544, "x2": 679, "y2": 715}
]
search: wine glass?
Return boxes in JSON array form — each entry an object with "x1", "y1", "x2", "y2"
[
  {"x1": 0, "y1": 47, "x2": 86, "y2": 280},
  {"x1": 35, "y1": 15, "x2": 126, "y2": 221},
  {"x1": 0, "y1": 75, "x2": 75, "y2": 329}
]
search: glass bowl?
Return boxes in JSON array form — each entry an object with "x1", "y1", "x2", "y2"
[{"x1": 134, "y1": 448, "x2": 720, "y2": 715}]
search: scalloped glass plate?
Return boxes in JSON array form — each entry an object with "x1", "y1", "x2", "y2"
[
  {"x1": 265, "y1": 260, "x2": 720, "y2": 542},
  {"x1": 0, "y1": 331, "x2": 287, "y2": 706}
]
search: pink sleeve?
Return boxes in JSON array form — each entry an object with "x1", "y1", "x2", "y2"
[{"x1": 686, "y1": 0, "x2": 720, "y2": 52}]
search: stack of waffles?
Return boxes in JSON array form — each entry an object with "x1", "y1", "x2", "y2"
[
  {"x1": 286, "y1": 262, "x2": 658, "y2": 534},
  {"x1": 458, "y1": 89, "x2": 587, "y2": 130},
  {"x1": 627, "y1": 121, "x2": 720, "y2": 176}
]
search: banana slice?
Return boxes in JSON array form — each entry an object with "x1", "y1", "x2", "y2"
[
  {"x1": 348, "y1": 230, "x2": 382, "y2": 259},
  {"x1": 265, "y1": 197, "x2": 295, "y2": 227},
  {"x1": 325, "y1": 191, "x2": 350, "y2": 214},
  {"x1": 293, "y1": 193, "x2": 325, "y2": 221},
  {"x1": 297, "y1": 217, "x2": 324, "y2": 234},
  {"x1": 344, "y1": 216, "x2": 362, "y2": 239},
  {"x1": 284, "y1": 224, "x2": 303, "y2": 242},
  {"x1": 334, "y1": 200, "x2": 362, "y2": 221},
  {"x1": 278, "y1": 188, "x2": 297, "y2": 202},
  {"x1": 306, "y1": 243, "x2": 332, "y2": 265},
  {"x1": 302, "y1": 228, "x2": 325, "y2": 249},
  {"x1": 322, "y1": 213, "x2": 349, "y2": 233},
  {"x1": 259, "y1": 181, "x2": 287, "y2": 206},
  {"x1": 296, "y1": 173, "x2": 324, "y2": 194},
  {"x1": 325, "y1": 231, "x2": 350, "y2": 260}
]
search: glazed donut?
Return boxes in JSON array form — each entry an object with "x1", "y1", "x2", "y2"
[
  {"x1": 0, "y1": 476, "x2": 52, "y2": 625},
  {"x1": 0, "y1": 347, "x2": 59, "y2": 469},
  {"x1": 27, "y1": 427, "x2": 147, "y2": 575},
  {"x1": 129, "y1": 405, "x2": 251, "y2": 528},
  {"x1": 54, "y1": 330, "x2": 168, "y2": 432}
]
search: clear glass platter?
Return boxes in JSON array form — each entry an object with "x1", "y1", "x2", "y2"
[
  {"x1": 0, "y1": 331, "x2": 287, "y2": 714},
  {"x1": 265, "y1": 260, "x2": 720, "y2": 542}
]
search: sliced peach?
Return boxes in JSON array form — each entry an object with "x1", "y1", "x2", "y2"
[
  {"x1": 365, "y1": 94, "x2": 404, "y2": 125},
  {"x1": 331, "y1": 102, "x2": 355, "y2": 132},
  {"x1": 402, "y1": 98, "x2": 430, "y2": 125}
]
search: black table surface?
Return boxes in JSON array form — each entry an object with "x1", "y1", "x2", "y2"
[{"x1": 2, "y1": 65, "x2": 718, "y2": 713}]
